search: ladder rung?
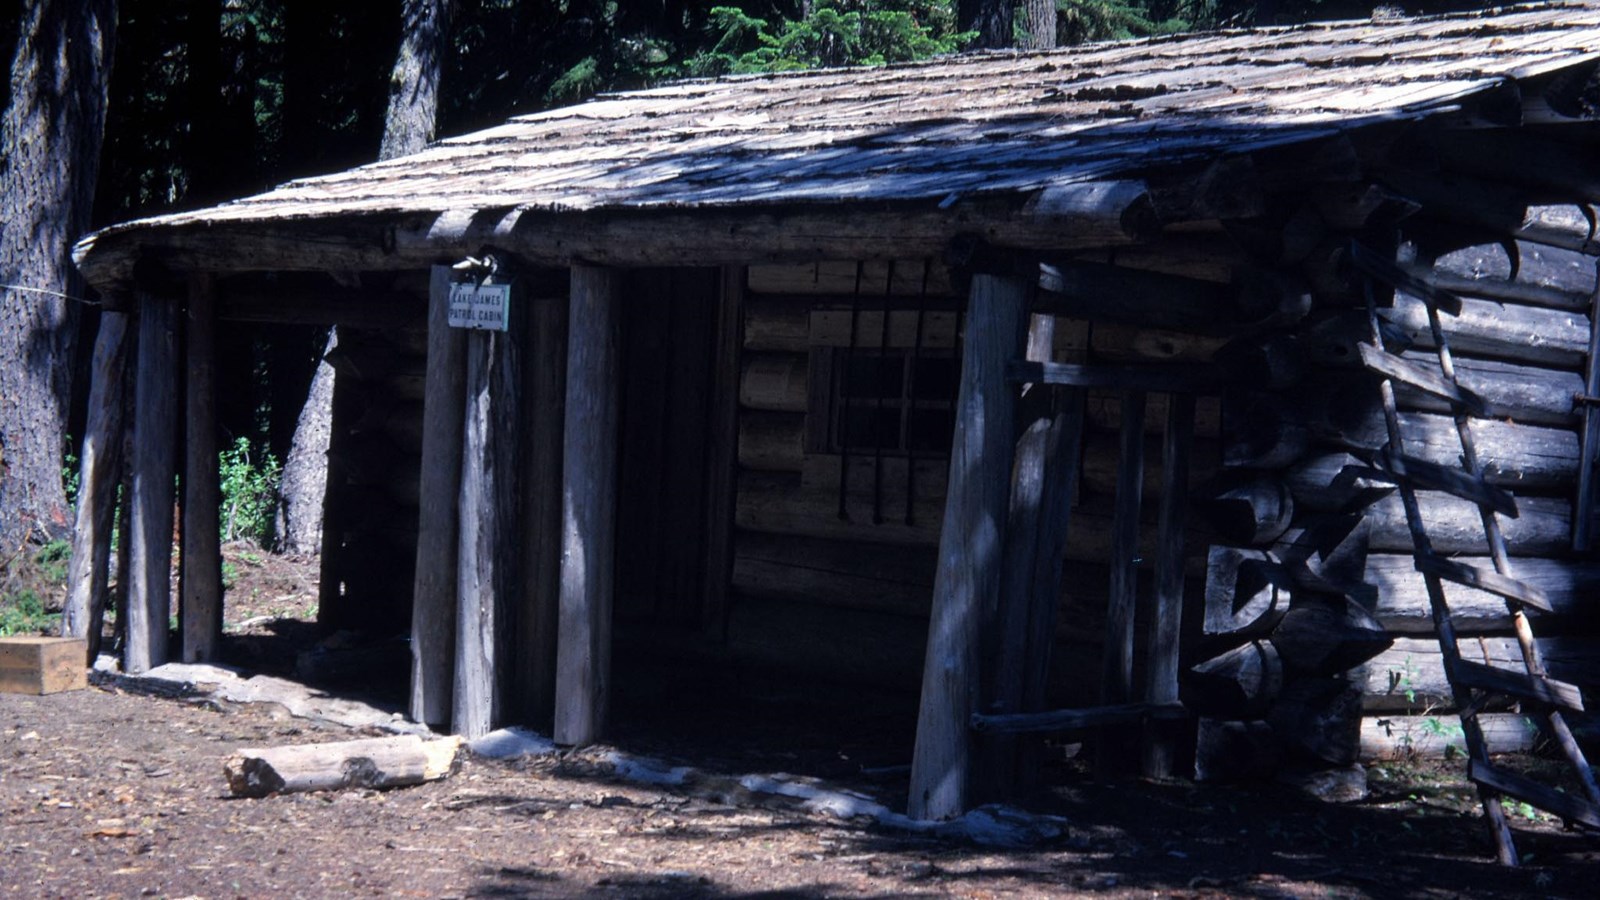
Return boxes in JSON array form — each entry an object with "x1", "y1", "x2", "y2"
[
  {"x1": 1349, "y1": 242, "x2": 1465, "y2": 316},
  {"x1": 1357, "y1": 344, "x2": 1487, "y2": 416},
  {"x1": 1453, "y1": 659, "x2": 1585, "y2": 712},
  {"x1": 1414, "y1": 554, "x2": 1554, "y2": 613},
  {"x1": 1469, "y1": 759, "x2": 1600, "y2": 831},
  {"x1": 1371, "y1": 449, "x2": 1518, "y2": 517}
]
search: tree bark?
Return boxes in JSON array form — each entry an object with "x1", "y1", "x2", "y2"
[
  {"x1": 276, "y1": 0, "x2": 447, "y2": 556},
  {"x1": 1021, "y1": 0, "x2": 1056, "y2": 50},
  {"x1": 960, "y1": 0, "x2": 1014, "y2": 50},
  {"x1": 0, "y1": 0, "x2": 117, "y2": 549}
]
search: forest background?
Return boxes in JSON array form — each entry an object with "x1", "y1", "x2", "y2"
[{"x1": 0, "y1": 0, "x2": 1496, "y2": 628}]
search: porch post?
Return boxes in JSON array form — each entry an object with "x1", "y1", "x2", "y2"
[
  {"x1": 411, "y1": 265, "x2": 466, "y2": 728},
  {"x1": 908, "y1": 272, "x2": 1028, "y2": 820},
  {"x1": 554, "y1": 264, "x2": 622, "y2": 746},
  {"x1": 126, "y1": 291, "x2": 180, "y2": 673},
  {"x1": 61, "y1": 306, "x2": 130, "y2": 663},
  {"x1": 180, "y1": 275, "x2": 222, "y2": 662}
]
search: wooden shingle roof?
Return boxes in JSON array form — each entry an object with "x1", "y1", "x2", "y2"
[{"x1": 75, "y1": 1, "x2": 1600, "y2": 286}]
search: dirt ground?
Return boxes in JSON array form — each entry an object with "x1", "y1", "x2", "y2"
[{"x1": 4, "y1": 549, "x2": 1599, "y2": 898}]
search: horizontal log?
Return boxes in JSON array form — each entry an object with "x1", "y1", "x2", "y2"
[
  {"x1": 738, "y1": 412, "x2": 804, "y2": 472},
  {"x1": 1268, "y1": 677, "x2": 1364, "y2": 766},
  {"x1": 1363, "y1": 491, "x2": 1572, "y2": 555},
  {"x1": 1269, "y1": 598, "x2": 1390, "y2": 677},
  {"x1": 1182, "y1": 640, "x2": 1283, "y2": 719},
  {"x1": 1383, "y1": 170, "x2": 1600, "y2": 253},
  {"x1": 1360, "y1": 713, "x2": 1539, "y2": 759},
  {"x1": 1362, "y1": 636, "x2": 1600, "y2": 712},
  {"x1": 809, "y1": 308, "x2": 959, "y2": 349},
  {"x1": 1065, "y1": 232, "x2": 1250, "y2": 284},
  {"x1": 971, "y1": 702, "x2": 1186, "y2": 734},
  {"x1": 1420, "y1": 238, "x2": 1598, "y2": 311},
  {"x1": 747, "y1": 260, "x2": 954, "y2": 297},
  {"x1": 1364, "y1": 554, "x2": 1600, "y2": 633},
  {"x1": 1037, "y1": 262, "x2": 1309, "y2": 335},
  {"x1": 1087, "y1": 322, "x2": 1230, "y2": 365},
  {"x1": 1392, "y1": 353, "x2": 1582, "y2": 427},
  {"x1": 223, "y1": 735, "x2": 464, "y2": 797},
  {"x1": 1428, "y1": 128, "x2": 1600, "y2": 205},
  {"x1": 739, "y1": 354, "x2": 807, "y2": 412},
  {"x1": 78, "y1": 183, "x2": 1160, "y2": 290},
  {"x1": 743, "y1": 297, "x2": 810, "y2": 352},
  {"x1": 1193, "y1": 476, "x2": 1294, "y2": 546},
  {"x1": 1385, "y1": 291, "x2": 1590, "y2": 367},
  {"x1": 1010, "y1": 360, "x2": 1223, "y2": 393},
  {"x1": 1203, "y1": 545, "x2": 1286, "y2": 636}
]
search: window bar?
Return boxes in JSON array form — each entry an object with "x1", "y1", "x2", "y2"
[
  {"x1": 870, "y1": 262, "x2": 897, "y2": 523},
  {"x1": 838, "y1": 261, "x2": 865, "y2": 520},
  {"x1": 904, "y1": 260, "x2": 931, "y2": 526}
]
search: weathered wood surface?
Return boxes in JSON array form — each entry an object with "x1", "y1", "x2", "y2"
[
  {"x1": 1268, "y1": 677, "x2": 1363, "y2": 766},
  {"x1": 1194, "y1": 476, "x2": 1294, "y2": 546},
  {"x1": 702, "y1": 267, "x2": 747, "y2": 632},
  {"x1": 1365, "y1": 554, "x2": 1600, "y2": 632},
  {"x1": 738, "y1": 353, "x2": 807, "y2": 412},
  {"x1": 1269, "y1": 599, "x2": 1391, "y2": 677},
  {"x1": 1364, "y1": 637, "x2": 1600, "y2": 711},
  {"x1": 0, "y1": 637, "x2": 88, "y2": 695},
  {"x1": 181, "y1": 277, "x2": 222, "y2": 663},
  {"x1": 1144, "y1": 394, "x2": 1194, "y2": 779},
  {"x1": 62, "y1": 311, "x2": 129, "y2": 661},
  {"x1": 1386, "y1": 169, "x2": 1600, "y2": 253},
  {"x1": 1365, "y1": 492, "x2": 1570, "y2": 555},
  {"x1": 809, "y1": 308, "x2": 960, "y2": 349},
  {"x1": 738, "y1": 412, "x2": 805, "y2": 471},
  {"x1": 1360, "y1": 713, "x2": 1538, "y2": 759},
  {"x1": 1202, "y1": 545, "x2": 1286, "y2": 636},
  {"x1": 410, "y1": 267, "x2": 466, "y2": 728},
  {"x1": 1391, "y1": 353, "x2": 1582, "y2": 427},
  {"x1": 748, "y1": 260, "x2": 953, "y2": 297},
  {"x1": 1421, "y1": 238, "x2": 1598, "y2": 310},
  {"x1": 1065, "y1": 233, "x2": 1249, "y2": 284},
  {"x1": 1182, "y1": 641, "x2": 1283, "y2": 719},
  {"x1": 742, "y1": 296, "x2": 810, "y2": 352},
  {"x1": 515, "y1": 292, "x2": 569, "y2": 725},
  {"x1": 454, "y1": 324, "x2": 521, "y2": 740},
  {"x1": 127, "y1": 293, "x2": 179, "y2": 674},
  {"x1": 909, "y1": 273, "x2": 1025, "y2": 821},
  {"x1": 1385, "y1": 292, "x2": 1590, "y2": 366},
  {"x1": 223, "y1": 735, "x2": 464, "y2": 797},
  {"x1": 1103, "y1": 393, "x2": 1147, "y2": 740},
  {"x1": 556, "y1": 266, "x2": 622, "y2": 747}
]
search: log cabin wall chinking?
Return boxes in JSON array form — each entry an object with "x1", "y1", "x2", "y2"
[{"x1": 67, "y1": 0, "x2": 1600, "y2": 840}]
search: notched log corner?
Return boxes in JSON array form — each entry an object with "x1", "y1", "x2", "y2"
[{"x1": 224, "y1": 734, "x2": 466, "y2": 798}]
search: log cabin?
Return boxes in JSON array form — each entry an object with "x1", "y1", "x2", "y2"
[{"x1": 65, "y1": 1, "x2": 1600, "y2": 839}]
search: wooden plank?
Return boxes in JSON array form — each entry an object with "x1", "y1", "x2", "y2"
[
  {"x1": 61, "y1": 310, "x2": 130, "y2": 662},
  {"x1": 1364, "y1": 637, "x2": 1600, "y2": 712},
  {"x1": 1413, "y1": 553, "x2": 1553, "y2": 614},
  {"x1": 1357, "y1": 342, "x2": 1485, "y2": 415},
  {"x1": 0, "y1": 637, "x2": 87, "y2": 694},
  {"x1": 908, "y1": 272, "x2": 1026, "y2": 822},
  {"x1": 1009, "y1": 360, "x2": 1222, "y2": 393},
  {"x1": 410, "y1": 266, "x2": 466, "y2": 728},
  {"x1": 1452, "y1": 659, "x2": 1585, "y2": 713},
  {"x1": 515, "y1": 292, "x2": 569, "y2": 726},
  {"x1": 180, "y1": 276, "x2": 222, "y2": 663},
  {"x1": 1470, "y1": 760, "x2": 1600, "y2": 831},
  {"x1": 1369, "y1": 448, "x2": 1518, "y2": 518},
  {"x1": 973, "y1": 702, "x2": 1186, "y2": 735},
  {"x1": 454, "y1": 300, "x2": 523, "y2": 740},
  {"x1": 126, "y1": 292, "x2": 179, "y2": 674},
  {"x1": 1143, "y1": 393, "x2": 1194, "y2": 779},
  {"x1": 1098, "y1": 390, "x2": 1146, "y2": 775},
  {"x1": 704, "y1": 267, "x2": 746, "y2": 632},
  {"x1": 555, "y1": 265, "x2": 623, "y2": 747},
  {"x1": 1361, "y1": 713, "x2": 1537, "y2": 759}
]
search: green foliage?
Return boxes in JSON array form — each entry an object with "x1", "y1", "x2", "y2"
[
  {"x1": 0, "y1": 590, "x2": 57, "y2": 637},
  {"x1": 688, "y1": 2, "x2": 970, "y2": 76},
  {"x1": 219, "y1": 436, "x2": 281, "y2": 546}
]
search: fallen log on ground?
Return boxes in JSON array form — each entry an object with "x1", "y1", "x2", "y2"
[{"x1": 224, "y1": 734, "x2": 465, "y2": 797}]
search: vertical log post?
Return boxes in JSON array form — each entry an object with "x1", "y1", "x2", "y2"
[
  {"x1": 908, "y1": 272, "x2": 1028, "y2": 821},
  {"x1": 411, "y1": 266, "x2": 466, "y2": 728},
  {"x1": 453, "y1": 283, "x2": 522, "y2": 740},
  {"x1": 1098, "y1": 389, "x2": 1147, "y2": 774},
  {"x1": 62, "y1": 308, "x2": 130, "y2": 663},
  {"x1": 515, "y1": 291, "x2": 568, "y2": 726},
  {"x1": 126, "y1": 292, "x2": 180, "y2": 674},
  {"x1": 980, "y1": 313, "x2": 1057, "y2": 801},
  {"x1": 554, "y1": 265, "x2": 623, "y2": 746},
  {"x1": 1142, "y1": 393, "x2": 1195, "y2": 778},
  {"x1": 702, "y1": 267, "x2": 745, "y2": 633},
  {"x1": 181, "y1": 276, "x2": 222, "y2": 662}
]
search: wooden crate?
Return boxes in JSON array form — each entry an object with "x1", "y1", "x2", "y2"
[{"x1": 0, "y1": 637, "x2": 88, "y2": 695}]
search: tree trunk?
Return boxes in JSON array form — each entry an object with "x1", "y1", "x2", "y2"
[
  {"x1": 1021, "y1": 0, "x2": 1056, "y2": 50},
  {"x1": 960, "y1": 0, "x2": 1014, "y2": 50},
  {"x1": 0, "y1": 0, "x2": 117, "y2": 549},
  {"x1": 276, "y1": 0, "x2": 446, "y2": 556},
  {"x1": 380, "y1": 0, "x2": 451, "y2": 160}
]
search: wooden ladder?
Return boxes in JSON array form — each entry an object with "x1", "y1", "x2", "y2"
[{"x1": 1351, "y1": 242, "x2": 1600, "y2": 865}]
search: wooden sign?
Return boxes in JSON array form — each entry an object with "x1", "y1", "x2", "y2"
[{"x1": 447, "y1": 281, "x2": 512, "y2": 331}]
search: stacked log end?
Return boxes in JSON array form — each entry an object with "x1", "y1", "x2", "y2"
[{"x1": 1190, "y1": 166, "x2": 1600, "y2": 792}]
